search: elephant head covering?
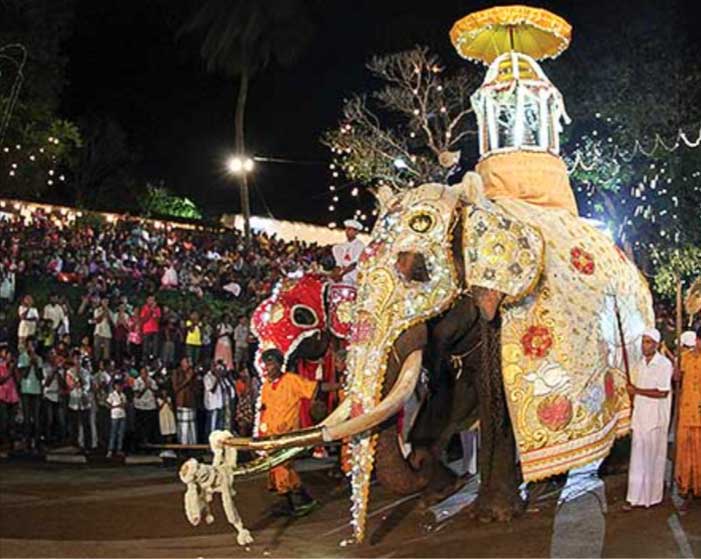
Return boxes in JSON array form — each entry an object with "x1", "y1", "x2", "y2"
[
  {"x1": 345, "y1": 183, "x2": 463, "y2": 541},
  {"x1": 251, "y1": 273, "x2": 328, "y2": 377}
]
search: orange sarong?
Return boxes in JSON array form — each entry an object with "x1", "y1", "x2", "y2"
[{"x1": 675, "y1": 349, "x2": 701, "y2": 496}]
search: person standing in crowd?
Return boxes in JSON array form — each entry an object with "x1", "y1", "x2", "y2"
[
  {"x1": 0, "y1": 347, "x2": 19, "y2": 445},
  {"x1": 140, "y1": 295, "x2": 161, "y2": 362},
  {"x1": 157, "y1": 387, "x2": 176, "y2": 446},
  {"x1": 331, "y1": 219, "x2": 365, "y2": 285},
  {"x1": 233, "y1": 315, "x2": 250, "y2": 370},
  {"x1": 17, "y1": 295, "x2": 39, "y2": 349},
  {"x1": 675, "y1": 328, "x2": 701, "y2": 512},
  {"x1": 17, "y1": 340, "x2": 43, "y2": 450},
  {"x1": 624, "y1": 328, "x2": 673, "y2": 511},
  {"x1": 93, "y1": 361, "x2": 112, "y2": 449},
  {"x1": 41, "y1": 349, "x2": 63, "y2": 444},
  {"x1": 161, "y1": 317, "x2": 179, "y2": 368},
  {"x1": 203, "y1": 360, "x2": 224, "y2": 436},
  {"x1": 106, "y1": 381, "x2": 127, "y2": 458},
  {"x1": 38, "y1": 319, "x2": 55, "y2": 356},
  {"x1": 113, "y1": 303, "x2": 130, "y2": 365},
  {"x1": 214, "y1": 315, "x2": 234, "y2": 370},
  {"x1": 258, "y1": 349, "x2": 339, "y2": 517},
  {"x1": 234, "y1": 367, "x2": 254, "y2": 436},
  {"x1": 185, "y1": 311, "x2": 202, "y2": 366},
  {"x1": 200, "y1": 316, "x2": 213, "y2": 368},
  {"x1": 0, "y1": 264, "x2": 16, "y2": 305},
  {"x1": 133, "y1": 366, "x2": 159, "y2": 448},
  {"x1": 66, "y1": 352, "x2": 91, "y2": 451},
  {"x1": 172, "y1": 357, "x2": 198, "y2": 444},
  {"x1": 93, "y1": 297, "x2": 114, "y2": 362},
  {"x1": 42, "y1": 293, "x2": 65, "y2": 341},
  {"x1": 57, "y1": 295, "x2": 71, "y2": 339},
  {"x1": 127, "y1": 312, "x2": 142, "y2": 365}
]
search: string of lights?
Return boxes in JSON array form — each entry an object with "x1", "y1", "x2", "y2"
[{"x1": 567, "y1": 120, "x2": 701, "y2": 173}]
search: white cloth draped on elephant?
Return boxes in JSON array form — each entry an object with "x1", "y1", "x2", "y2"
[{"x1": 461, "y1": 193, "x2": 653, "y2": 481}]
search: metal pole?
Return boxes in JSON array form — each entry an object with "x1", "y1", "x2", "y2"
[{"x1": 241, "y1": 171, "x2": 251, "y2": 246}]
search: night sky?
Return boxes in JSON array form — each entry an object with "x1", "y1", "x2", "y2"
[{"x1": 59, "y1": 0, "x2": 699, "y2": 225}]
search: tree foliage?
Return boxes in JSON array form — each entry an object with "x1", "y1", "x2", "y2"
[
  {"x1": 141, "y1": 183, "x2": 202, "y2": 220},
  {"x1": 0, "y1": 99, "x2": 82, "y2": 197},
  {"x1": 323, "y1": 46, "x2": 480, "y2": 191},
  {"x1": 0, "y1": 0, "x2": 82, "y2": 199}
]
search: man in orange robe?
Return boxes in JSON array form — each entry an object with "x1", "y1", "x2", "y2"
[
  {"x1": 259, "y1": 349, "x2": 337, "y2": 516},
  {"x1": 675, "y1": 329, "x2": 701, "y2": 512}
]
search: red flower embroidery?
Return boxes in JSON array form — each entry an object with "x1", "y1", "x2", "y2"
[
  {"x1": 604, "y1": 371, "x2": 615, "y2": 401},
  {"x1": 521, "y1": 325, "x2": 553, "y2": 358},
  {"x1": 570, "y1": 246, "x2": 595, "y2": 275},
  {"x1": 537, "y1": 395, "x2": 573, "y2": 431}
]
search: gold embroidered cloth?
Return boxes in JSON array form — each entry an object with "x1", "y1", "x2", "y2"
[{"x1": 482, "y1": 198, "x2": 653, "y2": 481}]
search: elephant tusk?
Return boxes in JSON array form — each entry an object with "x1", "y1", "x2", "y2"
[
  {"x1": 222, "y1": 398, "x2": 352, "y2": 452},
  {"x1": 322, "y1": 350, "x2": 423, "y2": 442}
]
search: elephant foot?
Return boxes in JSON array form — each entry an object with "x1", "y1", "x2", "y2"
[
  {"x1": 468, "y1": 487, "x2": 524, "y2": 524},
  {"x1": 420, "y1": 475, "x2": 467, "y2": 509}
]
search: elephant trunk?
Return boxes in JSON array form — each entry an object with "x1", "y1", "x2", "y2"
[{"x1": 223, "y1": 349, "x2": 422, "y2": 452}]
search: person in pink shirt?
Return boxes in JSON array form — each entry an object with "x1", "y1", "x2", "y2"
[
  {"x1": 0, "y1": 347, "x2": 20, "y2": 444},
  {"x1": 139, "y1": 295, "x2": 161, "y2": 363}
]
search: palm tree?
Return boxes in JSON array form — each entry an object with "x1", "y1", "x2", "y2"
[{"x1": 180, "y1": 0, "x2": 315, "y2": 243}]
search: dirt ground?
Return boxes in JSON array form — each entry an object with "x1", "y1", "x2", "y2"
[{"x1": 0, "y1": 460, "x2": 699, "y2": 558}]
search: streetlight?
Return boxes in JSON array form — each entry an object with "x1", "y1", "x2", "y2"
[
  {"x1": 226, "y1": 155, "x2": 255, "y2": 244},
  {"x1": 227, "y1": 156, "x2": 254, "y2": 174}
]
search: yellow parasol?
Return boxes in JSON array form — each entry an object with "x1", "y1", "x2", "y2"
[{"x1": 450, "y1": 5, "x2": 572, "y2": 65}]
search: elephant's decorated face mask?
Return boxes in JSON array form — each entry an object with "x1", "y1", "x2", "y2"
[{"x1": 346, "y1": 183, "x2": 462, "y2": 540}]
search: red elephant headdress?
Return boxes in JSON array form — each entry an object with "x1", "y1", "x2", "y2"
[{"x1": 250, "y1": 273, "x2": 355, "y2": 379}]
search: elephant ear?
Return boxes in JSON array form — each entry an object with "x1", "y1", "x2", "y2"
[
  {"x1": 453, "y1": 171, "x2": 488, "y2": 207},
  {"x1": 462, "y1": 202, "x2": 544, "y2": 305}
]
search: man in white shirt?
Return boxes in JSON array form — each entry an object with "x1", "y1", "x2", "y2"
[
  {"x1": 204, "y1": 363, "x2": 225, "y2": 436},
  {"x1": 18, "y1": 294, "x2": 39, "y2": 348},
  {"x1": 106, "y1": 383, "x2": 127, "y2": 457},
  {"x1": 332, "y1": 219, "x2": 365, "y2": 285},
  {"x1": 42, "y1": 293, "x2": 66, "y2": 336},
  {"x1": 624, "y1": 327, "x2": 673, "y2": 510},
  {"x1": 93, "y1": 298, "x2": 114, "y2": 362},
  {"x1": 133, "y1": 368, "x2": 159, "y2": 446}
]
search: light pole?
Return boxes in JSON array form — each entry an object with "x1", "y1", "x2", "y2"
[{"x1": 227, "y1": 155, "x2": 255, "y2": 245}]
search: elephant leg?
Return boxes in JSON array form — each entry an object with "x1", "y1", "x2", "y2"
[{"x1": 471, "y1": 317, "x2": 523, "y2": 523}]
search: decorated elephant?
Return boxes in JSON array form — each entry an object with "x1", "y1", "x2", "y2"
[
  {"x1": 249, "y1": 270, "x2": 480, "y2": 499},
  {"x1": 226, "y1": 172, "x2": 653, "y2": 541}
]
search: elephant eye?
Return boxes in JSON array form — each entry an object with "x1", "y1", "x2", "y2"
[
  {"x1": 291, "y1": 305, "x2": 319, "y2": 327},
  {"x1": 396, "y1": 252, "x2": 431, "y2": 283}
]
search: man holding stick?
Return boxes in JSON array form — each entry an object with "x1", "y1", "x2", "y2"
[{"x1": 623, "y1": 328, "x2": 673, "y2": 510}]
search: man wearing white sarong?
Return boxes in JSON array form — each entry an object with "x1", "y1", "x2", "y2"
[{"x1": 624, "y1": 327, "x2": 673, "y2": 510}]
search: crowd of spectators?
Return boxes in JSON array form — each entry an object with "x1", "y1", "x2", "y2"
[{"x1": 0, "y1": 205, "x2": 332, "y2": 457}]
